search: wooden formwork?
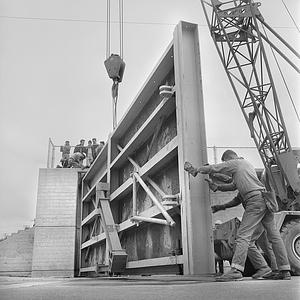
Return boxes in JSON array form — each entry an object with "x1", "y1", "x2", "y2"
[{"x1": 79, "y1": 21, "x2": 215, "y2": 276}]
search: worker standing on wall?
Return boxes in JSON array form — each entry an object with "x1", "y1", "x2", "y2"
[
  {"x1": 60, "y1": 140, "x2": 71, "y2": 168},
  {"x1": 74, "y1": 139, "x2": 87, "y2": 155},
  {"x1": 86, "y1": 140, "x2": 94, "y2": 167},
  {"x1": 91, "y1": 138, "x2": 99, "y2": 160},
  {"x1": 184, "y1": 149, "x2": 291, "y2": 281},
  {"x1": 95, "y1": 141, "x2": 105, "y2": 156}
]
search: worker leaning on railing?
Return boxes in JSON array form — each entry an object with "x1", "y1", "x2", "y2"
[{"x1": 57, "y1": 138, "x2": 105, "y2": 169}]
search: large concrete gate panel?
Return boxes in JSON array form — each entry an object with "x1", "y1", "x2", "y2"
[{"x1": 80, "y1": 21, "x2": 214, "y2": 275}]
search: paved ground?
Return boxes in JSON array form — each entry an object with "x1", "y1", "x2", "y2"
[{"x1": 0, "y1": 275, "x2": 299, "y2": 300}]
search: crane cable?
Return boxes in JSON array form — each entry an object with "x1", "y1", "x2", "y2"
[
  {"x1": 119, "y1": 0, "x2": 124, "y2": 59},
  {"x1": 261, "y1": 24, "x2": 300, "y2": 124},
  {"x1": 106, "y1": 0, "x2": 124, "y2": 59},
  {"x1": 106, "y1": 0, "x2": 111, "y2": 59},
  {"x1": 105, "y1": 0, "x2": 125, "y2": 129},
  {"x1": 281, "y1": 0, "x2": 300, "y2": 34}
]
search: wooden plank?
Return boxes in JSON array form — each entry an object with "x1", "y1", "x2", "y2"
[
  {"x1": 140, "y1": 136, "x2": 178, "y2": 176},
  {"x1": 81, "y1": 205, "x2": 178, "y2": 249},
  {"x1": 110, "y1": 177, "x2": 133, "y2": 202},
  {"x1": 81, "y1": 170, "x2": 108, "y2": 203},
  {"x1": 145, "y1": 116, "x2": 165, "y2": 161},
  {"x1": 132, "y1": 174, "x2": 137, "y2": 216},
  {"x1": 134, "y1": 172, "x2": 175, "y2": 226},
  {"x1": 80, "y1": 266, "x2": 97, "y2": 273},
  {"x1": 130, "y1": 216, "x2": 169, "y2": 226},
  {"x1": 173, "y1": 21, "x2": 214, "y2": 275},
  {"x1": 99, "y1": 199, "x2": 122, "y2": 250},
  {"x1": 110, "y1": 137, "x2": 178, "y2": 202},
  {"x1": 126, "y1": 255, "x2": 183, "y2": 269},
  {"x1": 81, "y1": 209, "x2": 101, "y2": 226},
  {"x1": 81, "y1": 233, "x2": 106, "y2": 249},
  {"x1": 110, "y1": 96, "x2": 175, "y2": 170},
  {"x1": 112, "y1": 43, "x2": 174, "y2": 140},
  {"x1": 83, "y1": 142, "x2": 108, "y2": 183},
  {"x1": 81, "y1": 185, "x2": 96, "y2": 203},
  {"x1": 96, "y1": 187, "x2": 123, "y2": 251}
]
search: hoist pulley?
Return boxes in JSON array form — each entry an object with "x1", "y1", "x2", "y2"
[{"x1": 104, "y1": 54, "x2": 125, "y2": 83}]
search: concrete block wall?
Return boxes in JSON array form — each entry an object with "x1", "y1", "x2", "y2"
[
  {"x1": 0, "y1": 227, "x2": 34, "y2": 276},
  {"x1": 31, "y1": 168, "x2": 79, "y2": 277}
]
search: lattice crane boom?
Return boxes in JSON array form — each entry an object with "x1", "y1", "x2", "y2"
[{"x1": 201, "y1": 0, "x2": 300, "y2": 208}]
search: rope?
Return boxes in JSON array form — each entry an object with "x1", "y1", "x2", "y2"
[
  {"x1": 281, "y1": 0, "x2": 300, "y2": 34},
  {"x1": 119, "y1": 0, "x2": 124, "y2": 59},
  {"x1": 262, "y1": 24, "x2": 300, "y2": 124},
  {"x1": 106, "y1": 0, "x2": 111, "y2": 59},
  {"x1": 112, "y1": 81, "x2": 119, "y2": 129}
]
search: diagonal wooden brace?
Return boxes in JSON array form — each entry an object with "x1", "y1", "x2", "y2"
[
  {"x1": 130, "y1": 216, "x2": 169, "y2": 226},
  {"x1": 96, "y1": 182, "x2": 127, "y2": 273},
  {"x1": 133, "y1": 173, "x2": 176, "y2": 226},
  {"x1": 117, "y1": 145, "x2": 176, "y2": 226}
]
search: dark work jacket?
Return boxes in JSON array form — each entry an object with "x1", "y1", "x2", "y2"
[
  {"x1": 74, "y1": 144, "x2": 87, "y2": 154},
  {"x1": 91, "y1": 144, "x2": 99, "y2": 159}
]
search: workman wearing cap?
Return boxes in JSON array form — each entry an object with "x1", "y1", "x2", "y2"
[
  {"x1": 184, "y1": 149, "x2": 291, "y2": 281},
  {"x1": 68, "y1": 152, "x2": 86, "y2": 169},
  {"x1": 74, "y1": 139, "x2": 87, "y2": 155}
]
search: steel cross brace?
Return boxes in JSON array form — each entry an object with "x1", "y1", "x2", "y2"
[{"x1": 116, "y1": 144, "x2": 177, "y2": 227}]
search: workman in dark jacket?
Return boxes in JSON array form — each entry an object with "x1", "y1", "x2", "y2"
[
  {"x1": 184, "y1": 149, "x2": 290, "y2": 281},
  {"x1": 91, "y1": 138, "x2": 99, "y2": 159},
  {"x1": 67, "y1": 152, "x2": 86, "y2": 169},
  {"x1": 74, "y1": 139, "x2": 87, "y2": 155}
]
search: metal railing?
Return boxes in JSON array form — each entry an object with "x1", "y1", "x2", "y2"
[
  {"x1": 47, "y1": 138, "x2": 56, "y2": 168},
  {"x1": 47, "y1": 137, "x2": 269, "y2": 169},
  {"x1": 46, "y1": 138, "x2": 86, "y2": 168}
]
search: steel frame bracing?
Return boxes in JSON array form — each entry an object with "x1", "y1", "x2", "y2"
[{"x1": 201, "y1": 0, "x2": 300, "y2": 201}]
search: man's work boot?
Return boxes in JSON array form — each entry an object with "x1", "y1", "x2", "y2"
[
  {"x1": 264, "y1": 270, "x2": 291, "y2": 280},
  {"x1": 262, "y1": 270, "x2": 279, "y2": 279},
  {"x1": 252, "y1": 266, "x2": 272, "y2": 279},
  {"x1": 216, "y1": 268, "x2": 243, "y2": 282},
  {"x1": 184, "y1": 162, "x2": 198, "y2": 177}
]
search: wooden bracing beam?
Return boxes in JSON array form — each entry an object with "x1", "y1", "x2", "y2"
[
  {"x1": 116, "y1": 144, "x2": 178, "y2": 227},
  {"x1": 96, "y1": 183, "x2": 127, "y2": 273},
  {"x1": 80, "y1": 183, "x2": 127, "y2": 275}
]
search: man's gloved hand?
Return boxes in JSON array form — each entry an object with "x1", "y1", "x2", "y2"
[
  {"x1": 211, "y1": 204, "x2": 226, "y2": 213},
  {"x1": 204, "y1": 178, "x2": 218, "y2": 192},
  {"x1": 184, "y1": 161, "x2": 198, "y2": 177}
]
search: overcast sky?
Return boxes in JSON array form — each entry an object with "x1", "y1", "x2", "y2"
[{"x1": 0, "y1": 0, "x2": 299, "y2": 238}]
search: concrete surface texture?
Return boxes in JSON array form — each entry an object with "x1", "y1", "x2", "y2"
[
  {"x1": 0, "y1": 275, "x2": 299, "y2": 300},
  {"x1": 31, "y1": 168, "x2": 79, "y2": 277},
  {"x1": 0, "y1": 227, "x2": 34, "y2": 276}
]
